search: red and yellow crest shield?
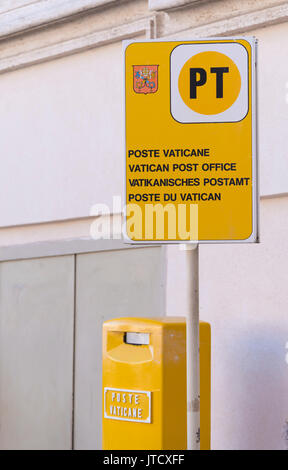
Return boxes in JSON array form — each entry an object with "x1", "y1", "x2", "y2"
[{"x1": 133, "y1": 65, "x2": 159, "y2": 94}]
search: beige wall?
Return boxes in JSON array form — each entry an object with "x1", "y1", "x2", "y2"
[
  {"x1": 200, "y1": 196, "x2": 288, "y2": 450},
  {"x1": 0, "y1": 42, "x2": 124, "y2": 226},
  {"x1": 166, "y1": 196, "x2": 288, "y2": 449},
  {"x1": 0, "y1": 1, "x2": 287, "y2": 227}
]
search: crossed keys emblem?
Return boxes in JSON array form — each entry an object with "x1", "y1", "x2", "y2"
[{"x1": 133, "y1": 65, "x2": 159, "y2": 94}]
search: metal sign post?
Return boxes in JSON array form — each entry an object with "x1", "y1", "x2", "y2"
[
  {"x1": 184, "y1": 244, "x2": 200, "y2": 450},
  {"x1": 124, "y1": 38, "x2": 258, "y2": 449}
]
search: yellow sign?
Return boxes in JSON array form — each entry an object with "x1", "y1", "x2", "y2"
[
  {"x1": 124, "y1": 39, "x2": 258, "y2": 243},
  {"x1": 104, "y1": 388, "x2": 151, "y2": 423}
]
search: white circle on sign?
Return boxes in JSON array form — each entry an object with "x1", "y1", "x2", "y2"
[{"x1": 170, "y1": 42, "x2": 249, "y2": 123}]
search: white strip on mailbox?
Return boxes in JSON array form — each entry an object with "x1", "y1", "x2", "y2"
[{"x1": 125, "y1": 332, "x2": 150, "y2": 345}]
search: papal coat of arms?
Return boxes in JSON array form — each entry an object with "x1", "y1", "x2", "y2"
[{"x1": 133, "y1": 65, "x2": 159, "y2": 94}]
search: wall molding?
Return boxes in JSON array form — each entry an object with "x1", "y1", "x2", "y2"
[
  {"x1": 0, "y1": 15, "x2": 158, "y2": 76},
  {"x1": 170, "y1": 3, "x2": 288, "y2": 38},
  {"x1": 0, "y1": 0, "x2": 38, "y2": 16},
  {"x1": 0, "y1": 2, "x2": 287, "y2": 75},
  {"x1": 0, "y1": 0, "x2": 128, "y2": 39},
  {"x1": 149, "y1": 0, "x2": 203, "y2": 11}
]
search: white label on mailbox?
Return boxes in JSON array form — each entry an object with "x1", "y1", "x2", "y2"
[{"x1": 104, "y1": 387, "x2": 151, "y2": 423}]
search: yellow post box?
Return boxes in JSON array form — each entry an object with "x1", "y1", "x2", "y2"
[{"x1": 102, "y1": 317, "x2": 210, "y2": 450}]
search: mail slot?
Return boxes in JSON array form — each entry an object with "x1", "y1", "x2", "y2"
[{"x1": 102, "y1": 317, "x2": 210, "y2": 450}]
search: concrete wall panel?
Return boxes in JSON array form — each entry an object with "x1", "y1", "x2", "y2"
[
  {"x1": 74, "y1": 246, "x2": 165, "y2": 449},
  {"x1": 0, "y1": 255, "x2": 74, "y2": 450}
]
